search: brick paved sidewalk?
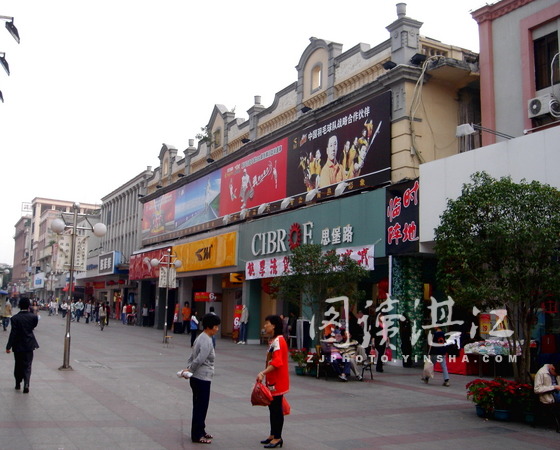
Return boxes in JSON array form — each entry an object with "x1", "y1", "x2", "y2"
[{"x1": 0, "y1": 314, "x2": 557, "y2": 449}]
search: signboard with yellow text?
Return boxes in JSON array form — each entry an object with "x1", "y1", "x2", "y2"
[{"x1": 174, "y1": 232, "x2": 237, "y2": 272}]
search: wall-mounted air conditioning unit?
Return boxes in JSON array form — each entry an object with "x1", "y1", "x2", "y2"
[{"x1": 528, "y1": 94, "x2": 560, "y2": 119}]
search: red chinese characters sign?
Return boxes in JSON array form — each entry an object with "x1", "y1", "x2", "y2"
[{"x1": 386, "y1": 179, "x2": 419, "y2": 255}]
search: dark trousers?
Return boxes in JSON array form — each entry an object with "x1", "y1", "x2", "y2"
[
  {"x1": 375, "y1": 344, "x2": 386, "y2": 372},
  {"x1": 268, "y1": 394, "x2": 284, "y2": 439},
  {"x1": 190, "y1": 377, "x2": 211, "y2": 441},
  {"x1": 191, "y1": 330, "x2": 198, "y2": 347},
  {"x1": 14, "y1": 351, "x2": 34, "y2": 387}
]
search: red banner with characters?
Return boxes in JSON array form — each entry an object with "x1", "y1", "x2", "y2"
[{"x1": 219, "y1": 138, "x2": 288, "y2": 216}]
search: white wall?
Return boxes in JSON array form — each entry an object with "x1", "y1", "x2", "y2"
[{"x1": 419, "y1": 126, "x2": 560, "y2": 250}]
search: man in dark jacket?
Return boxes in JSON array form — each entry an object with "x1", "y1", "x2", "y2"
[{"x1": 6, "y1": 297, "x2": 39, "y2": 393}]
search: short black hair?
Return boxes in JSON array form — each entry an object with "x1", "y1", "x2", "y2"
[
  {"x1": 554, "y1": 362, "x2": 560, "y2": 374},
  {"x1": 265, "y1": 314, "x2": 283, "y2": 337},
  {"x1": 19, "y1": 297, "x2": 30, "y2": 310},
  {"x1": 202, "y1": 313, "x2": 221, "y2": 330}
]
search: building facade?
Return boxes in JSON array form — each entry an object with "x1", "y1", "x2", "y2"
[{"x1": 122, "y1": 3, "x2": 480, "y2": 359}]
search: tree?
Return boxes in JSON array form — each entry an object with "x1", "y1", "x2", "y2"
[
  {"x1": 434, "y1": 172, "x2": 560, "y2": 382},
  {"x1": 271, "y1": 243, "x2": 368, "y2": 339}
]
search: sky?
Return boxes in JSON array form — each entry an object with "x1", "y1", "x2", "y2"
[{"x1": 0, "y1": 0, "x2": 486, "y2": 265}]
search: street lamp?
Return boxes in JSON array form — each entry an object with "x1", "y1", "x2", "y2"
[
  {"x1": 51, "y1": 203, "x2": 106, "y2": 370},
  {"x1": 150, "y1": 249, "x2": 182, "y2": 343}
]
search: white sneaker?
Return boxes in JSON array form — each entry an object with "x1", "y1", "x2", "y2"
[{"x1": 237, "y1": 341, "x2": 243, "y2": 344}]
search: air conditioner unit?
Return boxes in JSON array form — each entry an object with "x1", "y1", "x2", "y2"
[{"x1": 528, "y1": 94, "x2": 560, "y2": 118}]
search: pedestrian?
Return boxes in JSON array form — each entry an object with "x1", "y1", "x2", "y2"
[
  {"x1": 142, "y1": 304, "x2": 149, "y2": 327},
  {"x1": 256, "y1": 315, "x2": 290, "y2": 448},
  {"x1": 181, "y1": 313, "x2": 221, "y2": 444},
  {"x1": 2, "y1": 298, "x2": 12, "y2": 331},
  {"x1": 98, "y1": 302, "x2": 107, "y2": 331},
  {"x1": 423, "y1": 327, "x2": 450, "y2": 386},
  {"x1": 105, "y1": 302, "x2": 111, "y2": 326},
  {"x1": 61, "y1": 301, "x2": 68, "y2": 318},
  {"x1": 182, "y1": 301, "x2": 191, "y2": 335},
  {"x1": 75, "y1": 299, "x2": 84, "y2": 322},
  {"x1": 5, "y1": 297, "x2": 39, "y2": 393},
  {"x1": 190, "y1": 311, "x2": 199, "y2": 347},
  {"x1": 372, "y1": 311, "x2": 387, "y2": 373},
  {"x1": 400, "y1": 314, "x2": 413, "y2": 367},
  {"x1": 238, "y1": 304, "x2": 248, "y2": 344},
  {"x1": 208, "y1": 307, "x2": 217, "y2": 348},
  {"x1": 84, "y1": 300, "x2": 92, "y2": 324}
]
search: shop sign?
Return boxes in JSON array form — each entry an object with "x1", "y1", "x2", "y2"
[
  {"x1": 386, "y1": 179, "x2": 420, "y2": 255},
  {"x1": 251, "y1": 221, "x2": 355, "y2": 257},
  {"x1": 245, "y1": 244, "x2": 374, "y2": 280},
  {"x1": 194, "y1": 292, "x2": 222, "y2": 302}
]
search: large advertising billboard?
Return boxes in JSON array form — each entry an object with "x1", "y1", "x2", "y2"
[
  {"x1": 287, "y1": 91, "x2": 391, "y2": 195},
  {"x1": 141, "y1": 91, "x2": 391, "y2": 245}
]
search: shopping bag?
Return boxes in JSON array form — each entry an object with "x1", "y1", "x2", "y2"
[
  {"x1": 251, "y1": 381, "x2": 273, "y2": 406},
  {"x1": 282, "y1": 396, "x2": 291, "y2": 415},
  {"x1": 423, "y1": 359, "x2": 434, "y2": 379},
  {"x1": 384, "y1": 347, "x2": 392, "y2": 361}
]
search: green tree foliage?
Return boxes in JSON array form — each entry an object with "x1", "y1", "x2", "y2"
[
  {"x1": 435, "y1": 172, "x2": 560, "y2": 382},
  {"x1": 271, "y1": 243, "x2": 368, "y2": 337}
]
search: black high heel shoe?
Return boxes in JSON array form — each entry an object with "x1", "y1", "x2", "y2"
[
  {"x1": 260, "y1": 438, "x2": 273, "y2": 444},
  {"x1": 263, "y1": 438, "x2": 283, "y2": 448}
]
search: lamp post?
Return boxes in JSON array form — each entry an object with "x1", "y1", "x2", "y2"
[
  {"x1": 51, "y1": 203, "x2": 106, "y2": 370},
  {"x1": 150, "y1": 249, "x2": 182, "y2": 343}
]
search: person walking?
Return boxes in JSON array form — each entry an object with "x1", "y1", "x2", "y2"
[
  {"x1": 182, "y1": 301, "x2": 191, "y2": 335},
  {"x1": 423, "y1": 327, "x2": 450, "y2": 386},
  {"x1": 372, "y1": 311, "x2": 387, "y2": 373},
  {"x1": 180, "y1": 313, "x2": 221, "y2": 444},
  {"x1": 238, "y1": 304, "x2": 249, "y2": 344},
  {"x1": 256, "y1": 315, "x2": 290, "y2": 448},
  {"x1": 98, "y1": 303, "x2": 107, "y2": 331},
  {"x1": 5, "y1": 297, "x2": 39, "y2": 393},
  {"x1": 190, "y1": 311, "x2": 199, "y2": 347},
  {"x1": 2, "y1": 298, "x2": 12, "y2": 331}
]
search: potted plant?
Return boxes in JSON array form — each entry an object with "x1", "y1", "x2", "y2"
[
  {"x1": 466, "y1": 378, "x2": 494, "y2": 417},
  {"x1": 290, "y1": 348, "x2": 308, "y2": 375},
  {"x1": 514, "y1": 381, "x2": 535, "y2": 423},
  {"x1": 491, "y1": 377, "x2": 516, "y2": 420},
  {"x1": 306, "y1": 351, "x2": 320, "y2": 377}
]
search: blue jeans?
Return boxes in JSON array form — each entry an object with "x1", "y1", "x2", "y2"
[
  {"x1": 239, "y1": 322, "x2": 248, "y2": 342},
  {"x1": 430, "y1": 354, "x2": 449, "y2": 380},
  {"x1": 2, "y1": 317, "x2": 9, "y2": 330}
]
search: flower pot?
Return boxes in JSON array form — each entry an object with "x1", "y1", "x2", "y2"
[
  {"x1": 523, "y1": 411, "x2": 535, "y2": 424},
  {"x1": 295, "y1": 366, "x2": 305, "y2": 376},
  {"x1": 307, "y1": 367, "x2": 317, "y2": 377},
  {"x1": 493, "y1": 409, "x2": 511, "y2": 421},
  {"x1": 475, "y1": 405, "x2": 489, "y2": 418}
]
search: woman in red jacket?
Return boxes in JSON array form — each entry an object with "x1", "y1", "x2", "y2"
[{"x1": 256, "y1": 315, "x2": 289, "y2": 448}]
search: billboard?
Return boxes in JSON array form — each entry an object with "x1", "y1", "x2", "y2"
[{"x1": 141, "y1": 91, "x2": 391, "y2": 246}]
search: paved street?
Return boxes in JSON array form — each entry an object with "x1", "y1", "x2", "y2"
[{"x1": 0, "y1": 313, "x2": 558, "y2": 450}]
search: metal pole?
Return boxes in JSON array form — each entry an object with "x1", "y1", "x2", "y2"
[
  {"x1": 163, "y1": 263, "x2": 169, "y2": 344},
  {"x1": 60, "y1": 204, "x2": 78, "y2": 371}
]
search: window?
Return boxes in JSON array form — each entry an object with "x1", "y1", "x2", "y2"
[
  {"x1": 534, "y1": 31, "x2": 559, "y2": 90},
  {"x1": 311, "y1": 64, "x2": 322, "y2": 92},
  {"x1": 213, "y1": 129, "x2": 221, "y2": 147}
]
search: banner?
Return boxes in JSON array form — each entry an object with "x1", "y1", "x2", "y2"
[{"x1": 232, "y1": 304, "x2": 243, "y2": 341}]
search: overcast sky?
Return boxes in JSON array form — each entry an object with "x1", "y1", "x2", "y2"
[{"x1": 0, "y1": 0, "x2": 486, "y2": 265}]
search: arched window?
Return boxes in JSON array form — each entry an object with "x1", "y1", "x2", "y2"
[{"x1": 311, "y1": 64, "x2": 322, "y2": 92}]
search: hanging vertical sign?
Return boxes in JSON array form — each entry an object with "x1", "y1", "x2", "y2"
[{"x1": 385, "y1": 179, "x2": 420, "y2": 255}]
